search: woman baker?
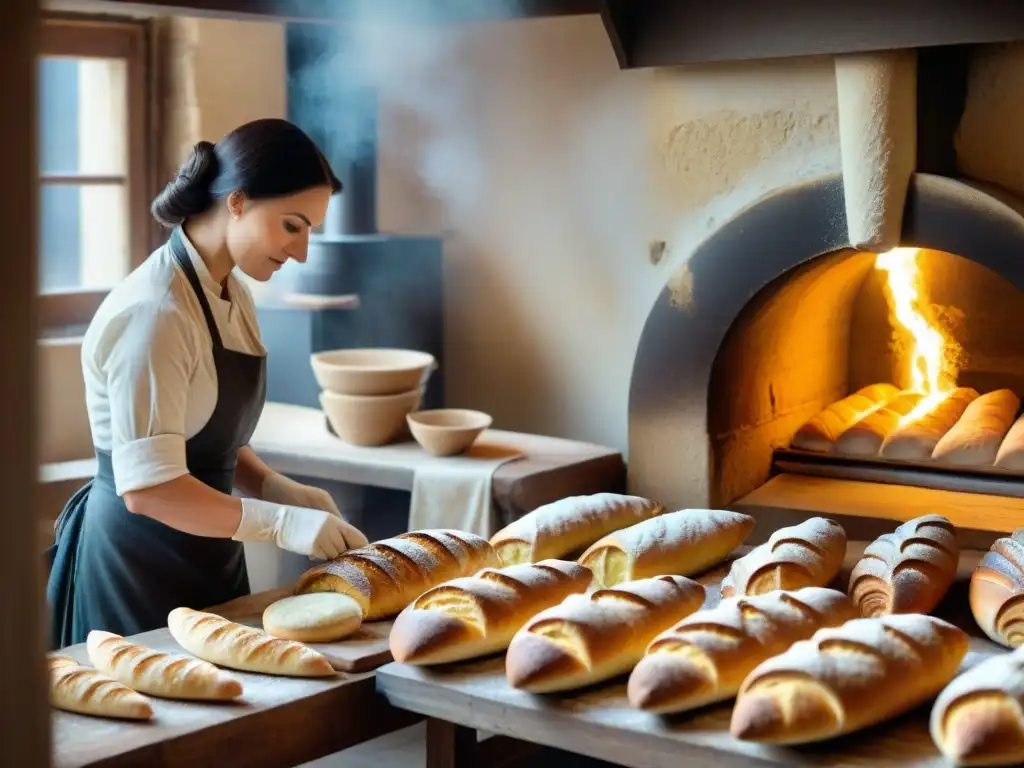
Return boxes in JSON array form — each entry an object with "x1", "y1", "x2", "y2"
[{"x1": 47, "y1": 118, "x2": 368, "y2": 648}]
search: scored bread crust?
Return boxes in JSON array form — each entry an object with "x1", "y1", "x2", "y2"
[
  {"x1": 730, "y1": 614, "x2": 968, "y2": 745},
  {"x1": 881, "y1": 387, "x2": 980, "y2": 461},
  {"x1": 167, "y1": 607, "x2": 335, "y2": 678},
  {"x1": 86, "y1": 630, "x2": 242, "y2": 701},
  {"x1": 790, "y1": 384, "x2": 900, "y2": 453},
  {"x1": 833, "y1": 390, "x2": 924, "y2": 457},
  {"x1": 294, "y1": 529, "x2": 499, "y2": 620},
  {"x1": 971, "y1": 530, "x2": 1024, "y2": 648},
  {"x1": 578, "y1": 509, "x2": 754, "y2": 587},
  {"x1": 49, "y1": 655, "x2": 153, "y2": 720},
  {"x1": 389, "y1": 559, "x2": 593, "y2": 665},
  {"x1": 848, "y1": 514, "x2": 959, "y2": 618},
  {"x1": 504, "y1": 574, "x2": 706, "y2": 694},
  {"x1": 627, "y1": 587, "x2": 857, "y2": 715},
  {"x1": 932, "y1": 388, "x2": 1021, "y2": 467},
  {"x1": 488, "y1": 493, "x2": 665, "y2": 566},
  {"x1": 720, "y1": 517, "x2": 847, "y2": 598}
]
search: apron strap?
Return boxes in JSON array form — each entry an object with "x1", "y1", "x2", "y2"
[{"x1": 168, "y1": 229, "x2": 224, "y2": 350}]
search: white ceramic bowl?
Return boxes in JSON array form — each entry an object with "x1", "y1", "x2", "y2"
[
  {"x1": 311, "y1": 348, "x2": 436, "y2": 396},
  {"x1": 320, "y1": 388, "x2": 422, "y2": 447},
  {"x1": 407, "y1": 409, "x2": 493, "y2": 457}
]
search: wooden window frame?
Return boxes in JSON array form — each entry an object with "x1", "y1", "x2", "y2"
[{"x1": 38, "y1": 17, "x2": 152, "y2": 331}]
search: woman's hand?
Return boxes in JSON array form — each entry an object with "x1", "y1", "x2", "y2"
[{"x1": 262, "y1": 473, "x2": 341, "y2": 517}]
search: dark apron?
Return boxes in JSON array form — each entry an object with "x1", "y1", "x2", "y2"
[{"x1": 46, "y1": 230, "x2": 268, "y2": 649}]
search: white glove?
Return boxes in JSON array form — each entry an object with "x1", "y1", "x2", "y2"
[
  {"x1": 233, "y1": 498, "x2": 369, "y2": 559},
  {"x1": 262, "y1": 473, "x2": 341, "y2": 518}
]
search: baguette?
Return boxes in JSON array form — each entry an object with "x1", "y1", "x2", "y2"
[
  {"x1": 87, "y1": 630, "x2": 243, "y2": 700},
  {"x1": 791, "y1": 384, "x2": 900, "y2": 453},
  {"x1": 995, "y1": 412, "x2": 1024, "y2": 471},
  {"x1": 489, "y1": 493, "x2": 665, "y2": 566},
  {"x1": 731, "y1": 614, "x2": 968, "y2": 745},
  {"x1": 167, "y1": 607, "x2": 334, "y2": 677},
  {"x1": 627, "y1": 587, "x2": 857, "y2": 714},
  {"x1": 834, "y1": 390, "x2": 925, "y2": 457},
  {"x1": 505, "y1": 575, "x2": 705, "y2": 693},
  {"x1": 880, "y1": 387, "x2": 980, "y2": 461},
  {"x1": 295, "y1": 529, "x2": 499, "y2": 620},
  {"x1": 720, "y1": 517, "x2": 847, "y2": 598},
  {"x1": 930, "y1": 646, "x2": 1024, "y2": 766},
  {"x1": 389, "y1": 559, "x2": 592, "y2": 665},
  {"x1": 49, "y1": 655, "x2": 153, "y2": 720},
  {"x1": 577, "y1": 509, "x2": 753, "y2": 588},
  {"x1": 970, "y1": 529, "x2": 1024, "y2": 648},
  {"x1": 848, "y1": 514, "x2": 959, "y2": 617},
  {"x1": 933, "y1": 388, "x2": 1020, "y2": 467}
]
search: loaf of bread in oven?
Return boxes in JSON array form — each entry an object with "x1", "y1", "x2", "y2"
[
  {"x1": 995, "y1": 410, "x2": 1024, "y2": 471},
  {"x1": 489, "y1": 493, "x2": 665, "y2": 566},
  {"x1": 577, "y1": 509, "x2": 754, "y2": 587},
  {"x1": 49, "y1": 655, "x2": 153, "y2": 720},
  {"x1": 833, "y1": 390, "x2": 925, "y2": 457},
  {"x1": 627, "y1": 587, "x2": 857, "y2": 714},
  {"x1": 848, "y1": 514, "x2": 959, "y2": 617},
  {"x1": 505, "y1": 575, "x2": 705, "y2": 693},
  {"x1": 880, "y1": 387, "x2": 980, "y2": 461},
  {"x1": 389, "y1": 559, "x2": 592, "y2": 665},
  {"x1": 720, "y1": 517, "x2": 847, "y2": 598},
  {"x1": 731, "y1": 614, "x2": 968, "y2": 745},
  {"x1": 790, "y1": 384, "x2": 900, "y2": 453},
  {"x1": 932, "y1": 388, "x2": 1020, "y2": 467},
  {"x1": 970, "y1": 529, "x2": 1024, "y2": 648},
  {"x1": 295, "y1": 529, "x2": 500, "y2": 620},
  {"x1": 930, "y1": 646, "x2": 1024, "y2": 766}
]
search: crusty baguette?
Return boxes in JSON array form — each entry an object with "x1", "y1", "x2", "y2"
[
  {"x1": 489, "y1": 493, "x2": 664, "y2": 566},
  {"x1": 880, "y1": 387, "x2": 980, "y2": 461},
  {"x1": 791, "y1": 384, "x2": 900, "y2": 453},
  {"x1": 848, "y1": 514, "x2": 959, "y2": 617},
  {"x1": 87, "y1": 630, "x2": 242, "y2": 701},
  {"x1": 578, "y1": 509, "x2": 754, "y2": 588},
  {"x1": 295, "y1": 529, "x2": 499, "y2": 620},
  {"x1": 627, "y1": 587, "x2": 857, "y2": 714},
  {"x1": 731, "y1": 614, "x2": 968, "y2": 745},
  {"x1": 930, "y1": 645, "x2": 1024, "y2": 766},
  {"x1": 389, "y1": 559, "x2": 592, "y2": 665},
  {"x1": 933, "y1": 388, "x2": 1020, "y2": 467},
  {"x1": 970, "y1": 529, "x2": 1024, "y2": 648},
  {"x1": 167, "y1": 607, "x2": 334, "y2": 677},
  {"x1": 995, "y1": 412, "x2": 1024, "y2": 471},
  {"x1": 505, "y1": 575, "x2": 705, "y2": 693},
  {"x1": 49, "y1": 655, "x2": 153, "y2": 720},
  {"x1": 720, "y1": 517, "x2": 847, "y2": 598},
  {"x1": 833, "y1": 390, "x2": 925, "y2": 457}
]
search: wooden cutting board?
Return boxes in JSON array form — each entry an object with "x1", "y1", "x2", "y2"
[{"x1": 207, "y1": 587, "x2": 395, "y2": 673}]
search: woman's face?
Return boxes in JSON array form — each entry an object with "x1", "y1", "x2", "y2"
[{"x1": 224, "y1": 186, "x2": 333, "y2": 282}]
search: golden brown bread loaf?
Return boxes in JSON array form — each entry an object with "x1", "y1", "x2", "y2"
[
  {"x1": 505, "y1": 575, "x2": 705, "y2": 693},
  {"x1": 833, "y1": 389, "x2": 925, "y2": 457},
  {"x1": 930, "y1": 646, "x2": 1024, "y2": 766},
  {"x1": 167, "y1": 607, "x2": 334, "y2": 677},
  {"x1": 627, "y1": 587, "x2": 857, "y2": 714},
  {"x1": 730, "y1": 614, "x2": 968, "y2": 745},
  {"x1": 933, "y1": 388, "x2": 1020, "y2": 467},
  {"x1": 848, "y1": 514, "x2": 959, "y2": 617},
  {"x1": 49, "y1": 655, "x2": 153, "y2": 720},
  {"x1": 880, "y1": 387, "x2": 980, "y2": 461},
  {"x1": 577, "y1": 509, "x2": 754, "y2": 587},
  {"x1": 995, "y1": 411, "x2": 1024, "y2": 471},
  {"x1": 790, "y1": 384, "x2": 900, "y2": 453},
  {"x1": 970, "y1": 529, "x2": 1024, "y2": 648},
  {"x1": 720, "y1": 517, "x2": 847, "y2": 598},
  {"x1": 86, "y1": 630, "x2": 242, "y2": 701},
  {"x1": 489, "y1": 493, "x2": 664, "y2": 566},
  {"x1": 295, "y1": 529, "x2": 499, "y2": 620},
  {"x1": 389, "y1": 559, "x2": 592, "y2": 665}
]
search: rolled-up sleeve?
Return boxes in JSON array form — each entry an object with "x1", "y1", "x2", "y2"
[{"x1": 103, "y1": 303, "x2": 196, "y2": 496}]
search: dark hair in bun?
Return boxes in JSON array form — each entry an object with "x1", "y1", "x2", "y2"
[{"x1": 151, "y1": 118, "x2": 342, "y2": 228}]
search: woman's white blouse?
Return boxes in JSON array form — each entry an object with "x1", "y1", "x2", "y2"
[{"x1": 81, "y1": 230, "x2": 266, "y2": 497}]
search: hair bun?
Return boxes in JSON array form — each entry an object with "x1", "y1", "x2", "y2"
[{"x1": 151, "y1": 141, "x2": 221, "y2": 227}]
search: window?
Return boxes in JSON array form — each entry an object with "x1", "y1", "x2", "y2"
[{"x1": 38, "y1": 18, "x2": 151, "y2": 330}]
